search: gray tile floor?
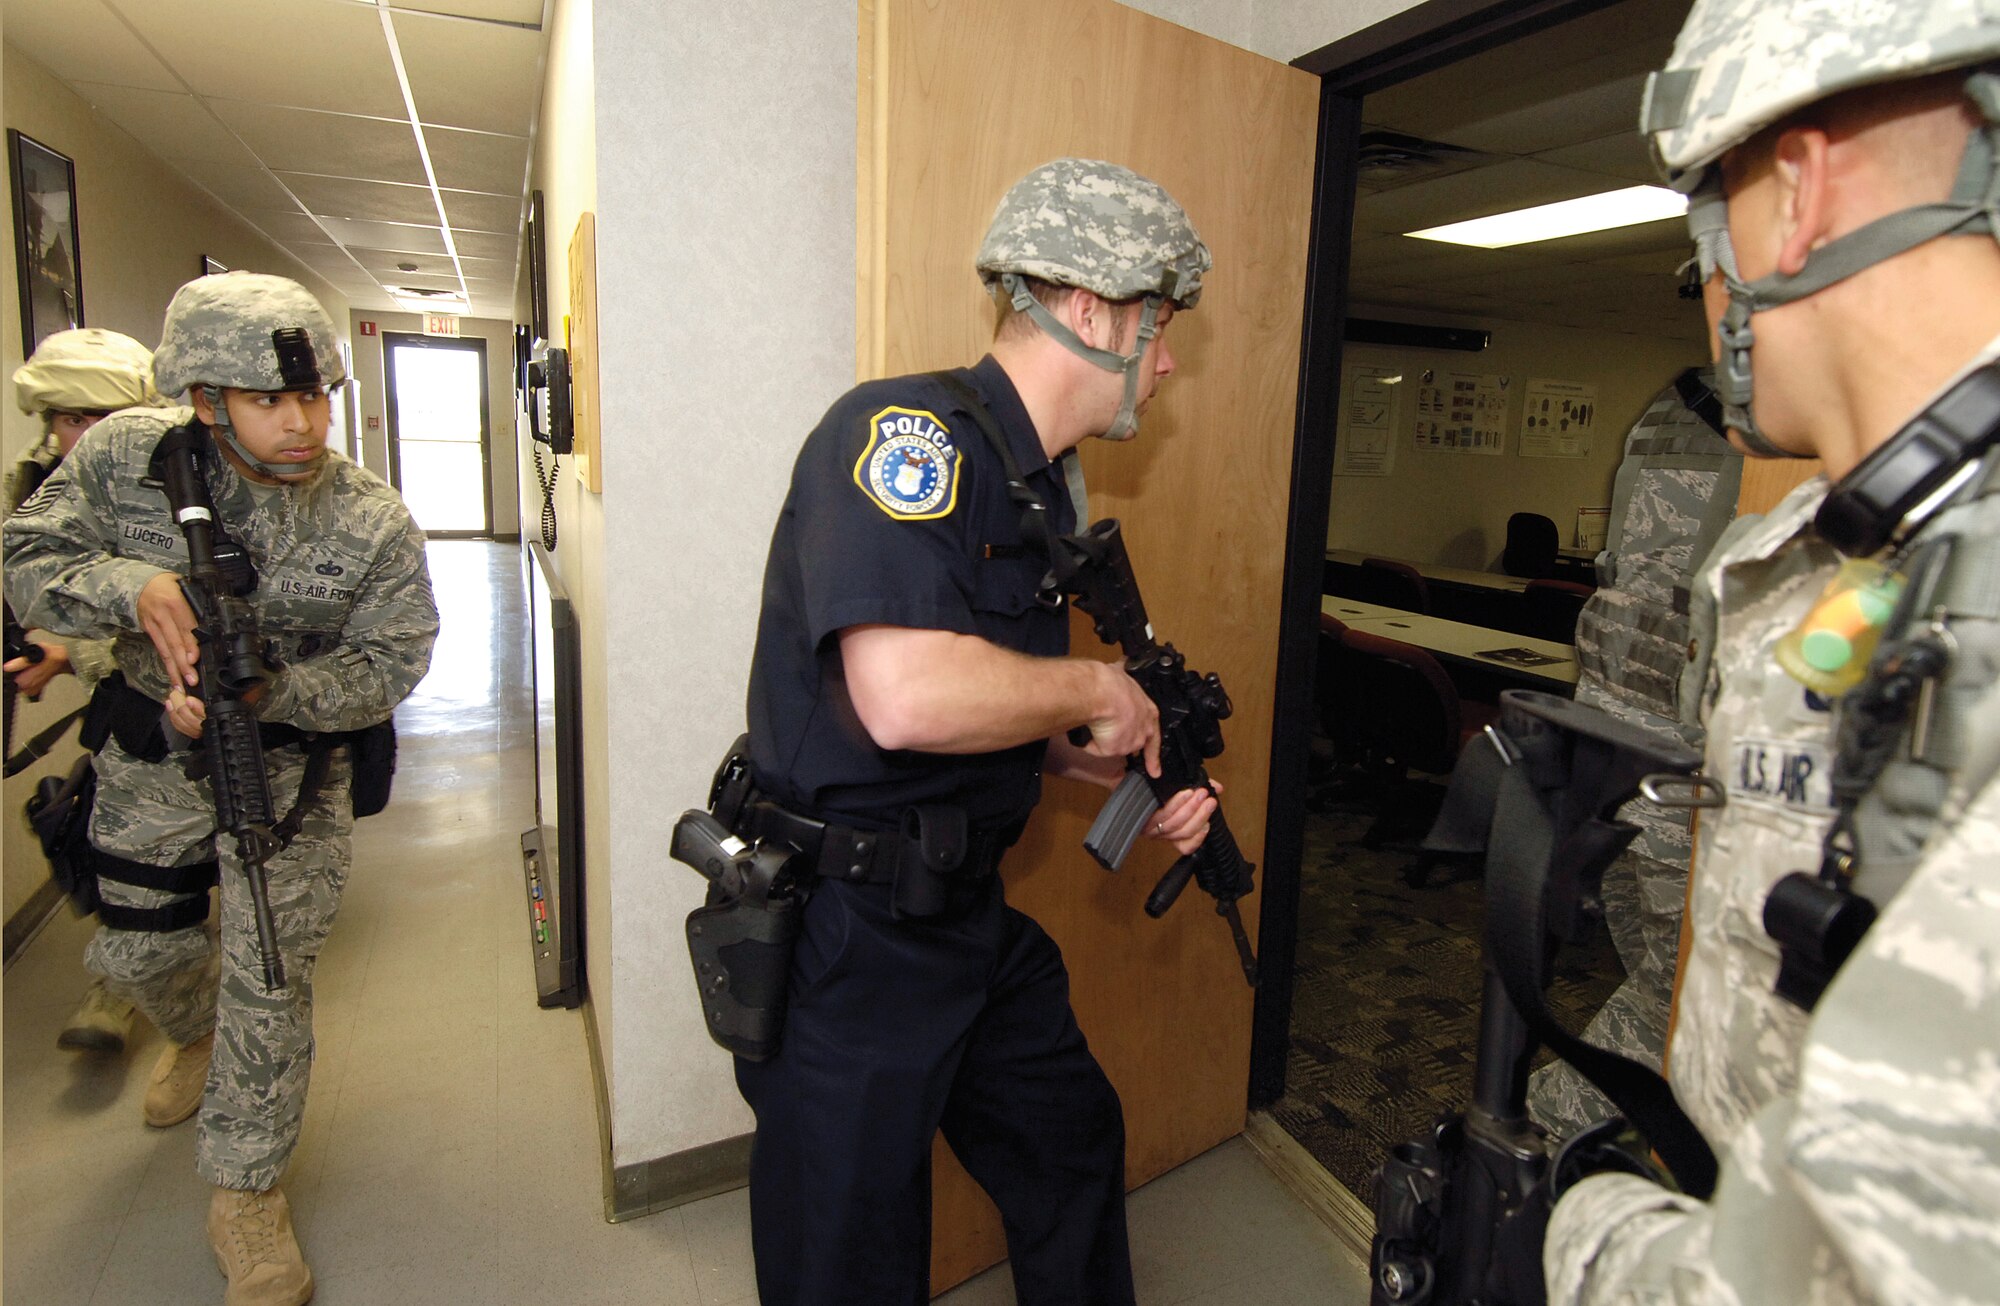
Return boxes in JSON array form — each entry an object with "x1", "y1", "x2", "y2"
[{"x1": 4, "y1": 540, "x2": 1367, "y2": 1305}]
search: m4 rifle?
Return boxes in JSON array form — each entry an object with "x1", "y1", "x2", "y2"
[
  {"x1": 1048, "y1": 519, "x2": 1258, "y2": 986},
  {"x1": 152, "y1": 422, "x2": 287, "y2": 990}
]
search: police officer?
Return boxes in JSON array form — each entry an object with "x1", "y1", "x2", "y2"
[
  {"x1": 6, "y1": 327, "x2": 161, "y2": 1054},
  {"x1": 1527, "y1": 369, "x2": 1740, "y2": 1140},
  {"x1": 3, "y1": 273, "x2": 439, "y2": 1306},
  {"x1": 1545, "y1": 3, "x2": 2000, "y2": 1300},
  {"x1": 735, "y1": 158, "x2": 1218, "y2": 1306}
]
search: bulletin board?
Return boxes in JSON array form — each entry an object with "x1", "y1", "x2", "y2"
[{"x1": 566, "y1": 212, "x2": 603, "y2": 493}]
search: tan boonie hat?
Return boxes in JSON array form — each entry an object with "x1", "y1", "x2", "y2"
[{"x1": 14, "y1": 328, "x2": 160, "y2": 414}]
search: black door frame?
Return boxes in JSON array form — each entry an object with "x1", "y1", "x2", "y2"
[
  {"x1": 1249, "y1": 0, "x2": 1632, "y2": 1107},
  {"x1": 382, "y1": 330, "x2": 495, "y2": 539}
]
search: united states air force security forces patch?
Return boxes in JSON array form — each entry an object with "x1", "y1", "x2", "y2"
[{"x1": 854, "y1": 406, "x2": 960, "y2": 521}]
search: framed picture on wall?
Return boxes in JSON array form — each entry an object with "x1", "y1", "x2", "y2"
[
  {"x1": 526, "y1": 189, "x2": 549, "y2": 345},
  {"x1": 201, "y1": 254, "x2": 228, "y2": 277},
  {"x1": 8, "y1": 129, "x2": 84, "y2": 352}
]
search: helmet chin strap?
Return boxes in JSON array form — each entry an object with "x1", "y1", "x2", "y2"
[
  {"x1": 1690, "y1": 68, "x2": 2000, "y2": 461},
  {"x1": 202, "y1": 384, "x2": 327, "y2": 480},
  {"x1": 1001, "y1": 273, "x2": 1163, "y2": 442}
]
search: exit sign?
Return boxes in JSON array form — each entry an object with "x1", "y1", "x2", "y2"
[{"x1": 423, "y1": 314, "x2": 461, "y2": 337}]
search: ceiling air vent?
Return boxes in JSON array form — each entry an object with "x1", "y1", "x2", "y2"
[{"x1": 1357, "y1": 130, "x2": 1506, "y2": 193}]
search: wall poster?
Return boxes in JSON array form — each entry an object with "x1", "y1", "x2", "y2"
[
  {"x1": 1332, "y1": 363, "x2": 1404, "y2": 477},
  {"x1": 8, "y1": 130, "x2": 83, "y2": 352},
  {"x1": 1521, "y1": 378, "x2": 1598, "y2": 458},
  {"x1": 1414, "y1": 369, "x2": 1507, "y2": 454}
]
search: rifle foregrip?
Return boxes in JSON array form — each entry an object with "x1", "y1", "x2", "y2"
[
  {"x1": 1145, "y1": 807, "x2": 1253, "y2": 918},
  {"x1": 1082, "y1": 769, "x2": 1160, "y2": 872},
  {"x1": 206, "y1": 700, "x2": 275, "y2": 833}
]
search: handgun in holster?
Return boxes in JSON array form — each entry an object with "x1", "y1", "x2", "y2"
[{"x1": 670, "y1": 735, "x2": 810, "y2": 1061}]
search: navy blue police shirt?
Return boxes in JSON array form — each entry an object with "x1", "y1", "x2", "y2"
[{"x1": 746, "y1": 356, "x2": 1076, "y2": 832}]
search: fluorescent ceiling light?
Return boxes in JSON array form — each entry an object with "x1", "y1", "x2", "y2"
[
  {"x1": 1405, "y1": 185, "x2": 1688, "y2": 249},
  {"x1": 392, "y1": 292, "x2": 467, "y2": 315}
]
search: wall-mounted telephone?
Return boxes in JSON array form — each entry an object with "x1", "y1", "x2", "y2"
[
  {"x1": 528, "y1": 340, "x2": 573, "y2": 456},
  {"x1": 526, "y1": 340, "x2": 571, "y2": 550}
]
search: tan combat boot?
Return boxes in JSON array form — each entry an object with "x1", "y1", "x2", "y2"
[
  {"x1": 57, "y1": 977, "x2": 138, "y2": 1054},
  {"x1": 143, "y1": 1030, "x2": 215, "y2": 1127},
  {"x1": 208, "y1": 1185, "x2": 314, "y2": 1306}
]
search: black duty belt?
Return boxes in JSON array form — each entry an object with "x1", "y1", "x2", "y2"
[{"x1": 735, "y1": 799, "x2": 1018, "y2": 887}]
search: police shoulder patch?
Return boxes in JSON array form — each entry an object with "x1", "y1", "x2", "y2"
[{"x1": 853, "y1": 406, "x2": 960, "y2": 521}]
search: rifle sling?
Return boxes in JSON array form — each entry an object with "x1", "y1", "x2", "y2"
[
  {"x1": 927, "y1": 371, "x2": 1061, "y2": 561},
  {"x1": 1481, "y1": 751, "x2": 1720, "y2": 1200},
  {"x1": 4, "y1": 705, "x2": 86, "y2": 777}
]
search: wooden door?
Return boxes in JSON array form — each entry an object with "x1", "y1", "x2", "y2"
[
  {"x1": 1737, "y1": 456, "x2": 1822, "y2": 516},
  {"x1": 858, "y1": 0, "x2": 1320, "y2": 1288}
]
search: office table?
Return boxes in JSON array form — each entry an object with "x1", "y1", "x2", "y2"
[
  {"x1": 1325, "y1": 548, "x2": 1531, "y2": 594},
  {"x1": 1320, "y1": 595, "x2": 1579, "y2": 690},
  {"x1": 1319, "y1": 597, "x2": 1406, "y2": 624}
]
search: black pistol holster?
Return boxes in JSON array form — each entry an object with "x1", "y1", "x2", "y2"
[
  {"x1": 670, "y1": 737, "x2": 1008, "y2": 1060},
  {"x1": 672, "y1": 737, "x2": 810, "y2": 1061}
]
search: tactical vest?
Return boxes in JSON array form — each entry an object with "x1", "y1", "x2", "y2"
[
  {"x1": 1846, "y1": 451, "x2": 2000, "y2": 906},
  {"x1": 1576, "y1": 371, "x2": 1743, "y2": 723}
]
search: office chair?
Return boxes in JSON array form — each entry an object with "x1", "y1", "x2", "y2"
[
  {"x1": 1353, "y1": 556, "x2": 1431, "y2": 613},
  {"x1": 1501, "y1": 512, "x2": 1560, "y2": 579},
  {"x1": 1327, "y1": 628, "x2": 1497, "y2": 863},
  {"x1": 1520, "y1": 578, "x2": 1593, "y2": 643}
]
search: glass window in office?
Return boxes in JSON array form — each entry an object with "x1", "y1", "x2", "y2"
[{"x1": 386, "y1": 336, "x2": 490, "y2": 535}]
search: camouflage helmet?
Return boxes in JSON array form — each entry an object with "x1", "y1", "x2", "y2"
[
  {"x1": 152, "y1": 272, "x2": 346, "y2": 397},
  {"x1": 14, "y1": 328, "x2": 159, "y2": 414},
  {"x1": 1642, "y1": 0, "x2": 2000, "y2": 185},
  {"x1": 975, "y1": 158, "x2": 1210, "y2": 307}
]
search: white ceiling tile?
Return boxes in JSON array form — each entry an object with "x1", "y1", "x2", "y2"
[
  {"x1": 1533, "y1": 133, "x2": 1659, "y2": 186},
  {"x1": 390, "y1": 8, "x2": 542, "y2": 134},
  {"x1": 1444, "y1": 73, "x2": 1653, "y2": 157},
  {"x1": 425, "y1": 126, "x2": 531, "y2": 196},
  {"x1": 122, "y1": 0, "x2": 405, "y2": 117},
  {"x1": 174, "y1": 159, "x2": 307, "y2": 213},
  {"x1": 390, "y1": 0, "x2": 545, "y2": 24},
  {"x1": 2, "y1": 0, "x2": 181, "y2": 91},
  {"x1": 1362, "y1": 3, "x2": 1677, "y2": 149},
  {"x1": 441, "y1": 189, "x2": 521, "y2": 235},
  {"x1": 66, "y1": 82, "x2": 260, "y2": 166},
  {"x1": 242, "y1": 210, "x2": 343, "y2": 245},
  {"x1": 457, "y1": 255, "x2": 516, "y2": 284},
  {"x1": 382, "y1": 271, "x2": 463, "y2": 292},
  {"x1": 349, "y1": 247, "x2": 457, "y2": 277},
  {"x1": 1354, "y1": 159, "x2": 1618, "y2": 238},
  {"x1": 315, "y1": 218, "x2": 449, "y2": 255},
  {"x1": 208, "y1": 100, "x2": 427, "y2": 186},
  {"x1": 281, "y1": 173, "x2": 442, "y2": 225},
  {"x1": 450, "y1": 230, "x2": 517, "y2": 262}
]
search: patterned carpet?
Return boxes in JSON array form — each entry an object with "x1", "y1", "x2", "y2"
[{"x1": 1271, "y1": 790, "x2": 1624, "y2": 1198}]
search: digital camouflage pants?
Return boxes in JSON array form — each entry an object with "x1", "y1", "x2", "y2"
[
  {"x1": 84, "y1": 738, "x2": 352, "y2": 1192},
  {"x1": 1527, "y1": 848, "x2": 1688, "y2": 1140}
]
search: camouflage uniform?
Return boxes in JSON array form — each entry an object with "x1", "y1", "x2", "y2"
[
  {"x1": 1546, "y1": 337, "x2": 2000, "y2": 1302},
  {"x1": 1528, "y1": 375, "x2": 1740, "y2": 1138},
  {"x1": 1, "y1": 407, "x2": 437, "y2": 1190},
  {"x1": 6, "y1": 439, "x2": 118, "y2": 686}
]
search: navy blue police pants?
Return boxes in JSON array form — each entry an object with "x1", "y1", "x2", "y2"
[{"x1": 734, "y1": 875, "x2": 1134, "y2": 1306}]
